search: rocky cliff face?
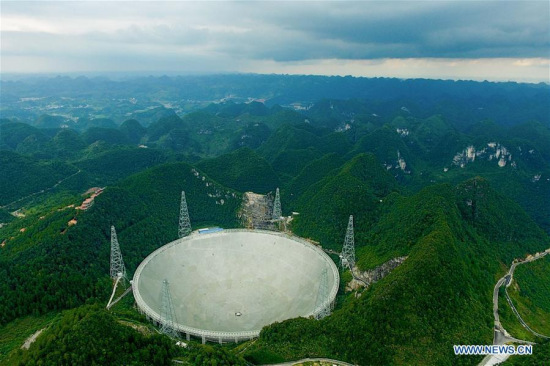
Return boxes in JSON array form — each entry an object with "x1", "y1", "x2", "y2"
[
  {"x1": 451, "y1": 142, "x2": 515, "y2": 169},
  {"x1": 347, "y1": 256, "x2": 408, "y2": 291}
]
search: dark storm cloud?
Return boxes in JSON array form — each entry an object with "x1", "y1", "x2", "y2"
[
  {"x1": 230, "y1": 1, "x2": 550, "y2": 60},
  {"x1": 1, "y1": 1, "x2": 549, "y2": 76}
]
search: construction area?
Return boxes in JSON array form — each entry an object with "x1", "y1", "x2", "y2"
[{"x1": 239, "y1": 191, "x2": 275, "y2": 230}]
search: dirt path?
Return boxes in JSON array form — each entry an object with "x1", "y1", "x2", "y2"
[
  {"x1": 21, "y1": 328, "x2": 45, "y2": 350},
  {"x1": 1, "y1": 169, "x2": 82, "y2": 209},
  {"x1": 240, "y1": 192, "x2": 275, "y2": 230}
]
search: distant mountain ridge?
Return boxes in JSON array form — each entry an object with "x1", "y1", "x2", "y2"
[
  {"x1": 2, "y1": 74, "x2": 548, "y2": 128},
  {"x1": 2, "y1": 74, "x2": 550, "y2": 365},
  {"x1": 2, "y1": 98, "x2": 549, "y2": 233}
]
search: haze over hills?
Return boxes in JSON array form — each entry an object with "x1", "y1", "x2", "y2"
[
  {"x1": 2, "y1": 75, "x2": 549, "y2": 128},
  {"x1": 1, "y1": 74, "x2": 549, "y2": 365}
]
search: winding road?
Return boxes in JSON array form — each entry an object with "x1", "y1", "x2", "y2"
[
  {"x1": 263, "y1": 358, "x2": 356, "y2": 366},
  {"x1": 479, "y1": 247, "x2": 550, "y2": 366}
]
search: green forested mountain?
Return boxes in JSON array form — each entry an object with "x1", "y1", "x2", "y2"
[
  {"x1": 284, "y1": 152, "x2": 345, "y2": 207},
  {"x1": 349, "y1": 125, "x2": 417, "y2": 183},
  {"x1": 34, "y1": 114, "x2": 70, "y2": 129},
  {"x1": 203, "y1": 100, "x2": 272, "y2": 119},
  {"x1": 47, "y1": 129, "x2": 88, "y2": 159},
  {"x1": 3, "y1": 100, "x2": 548, "y2": 230},
  {"x1": 4, "y1": 303, "x2": 248, "y2": 366},
  {"x1": 292, "y1": 153, "x2": 398, "y2": 250},
  {"x1": 245, "y1": 181, "x2": 549, "y2": 365},
  {"x1": 499, "y1": 255, "x2": 550, "y2": 341},
  {"x1": 1, "y1": 84, "x2": 550, "y2": 366},
  {"x1": 0, "y1": 151, "x2": 79, "y2": 206},
  {"x1": 257, "y1": 124, "x2": 351, "y2": 183},
  {"x1": 139, "y1": 107, "x2": 305, "y2": 157},
  {"x1": 0, "y1": 162, "x2": 241, "y2": 327},
  {"x1": 3, "y1": 75, "x2": 548, "y2": 128},
  {"x1": 3, "y1": 100, "x2": 549, "y2": 237},
  {"x1": 82, "y1": 127, "x2": 129, "y2": 146},
  {"x1": 75, "y1": 147, "x2": 168, "y2": 185},
  {"x1": 197, "y1": 147, "x2": 279, "y2": 193},
  {"x1": 7, "y1": 305, "x2": 176, "y2": 366},
  {"x1": 258, "y1": 124, "x2": 346, "y2": 161},
  {"x1": 508, "y1": 121, "x2": 550, "y2": 162},
  {"x1": 506, "y1": 340, "x2": 550, "y2": 365},
  {"x1": 0, "y1": 123, "x2": 47, "y2": 151},
  {"x1": 119, "y1": 119, "x2": 147, "y2": 144}
]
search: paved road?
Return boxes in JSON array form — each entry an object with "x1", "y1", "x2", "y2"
[
  {"x1": 263, "y1": 357, "x2": 356, "y2": 366},
  {"x1": 479, "y1": 248, "x2": 549, "y2": 366},
  {"x1": 173, "y1": 356, "x2": 354, "y2": 366},
  {"x1": 493, "y1": 248, "x2": 549, "y2": 339}
]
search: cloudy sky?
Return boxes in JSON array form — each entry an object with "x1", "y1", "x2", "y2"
[{"x1": 1, "y1": 1, "x2": 549, "y2": 82}]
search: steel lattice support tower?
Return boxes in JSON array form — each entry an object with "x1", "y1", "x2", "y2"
[
  {"x1": 110, "y1": 226, "x2": 127, "y2": 280},
  {"x1": 314, "y1": 268, "x2": 331, "y2": 320},
  {"x1": 340, "y1": 215, "x2": 355, "y2": 270},
  {"x1": 159, "y1": 279, "x2": 179, "y2": 338},
  {"x1": 272, "y1": 187, "x2": 282, "y2": 220},
  {"x1": 178, "y1": 191, "x2": 192, "y2": 238}
]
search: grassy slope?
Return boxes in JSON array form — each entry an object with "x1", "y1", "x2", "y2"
[{"x1": 498, "y1": 287, "x2": 537, "y2": 343}]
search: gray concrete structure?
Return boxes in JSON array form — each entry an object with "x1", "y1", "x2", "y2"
[{"x1": 133, "y1": 229, "x2": 339, "y2": 343}]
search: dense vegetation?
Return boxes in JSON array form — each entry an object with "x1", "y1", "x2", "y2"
[
  {"x1": 0, "y1": 162, "x2": 241, "y2": 327},
  {"x1": 3, "y1": 302, "x2": 248, "y2": 366},
  {"x1": 7, "y1": 305, "x2": 176, "y2": 366},
  {"x1": 2, "y1": 88, "x2": 549, "y2": 233},
  {"x1": 500, "y1": 256, "x2": 550, "y2": 340},
  {"x1": 0, "y1": 150, "x2": 78, "y2": 205},
  {"x1": 291, "y1": 153, "x2": 398, "y2": 250},
  {"x1": 74, "y1": 147, "x2": 168, "y2": 185},
  {"x1": 197, "y1": 147, "x2": 279, "y2": 193},
  {"x1": 1, "y1": 75, "x2": 549, "y2": 364},
  {"x1": 243, "y1": 182, "x2": 549, "y2": 365},
  {"x1": 506, "y1": 340, "x2": 550, "y2": 365},
  {"x1": 0, "y1": 312, "x2": 57, "y2": 363},
  {"x1": 513, "y1": 256, "x2": 550, "y2": 319}
]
